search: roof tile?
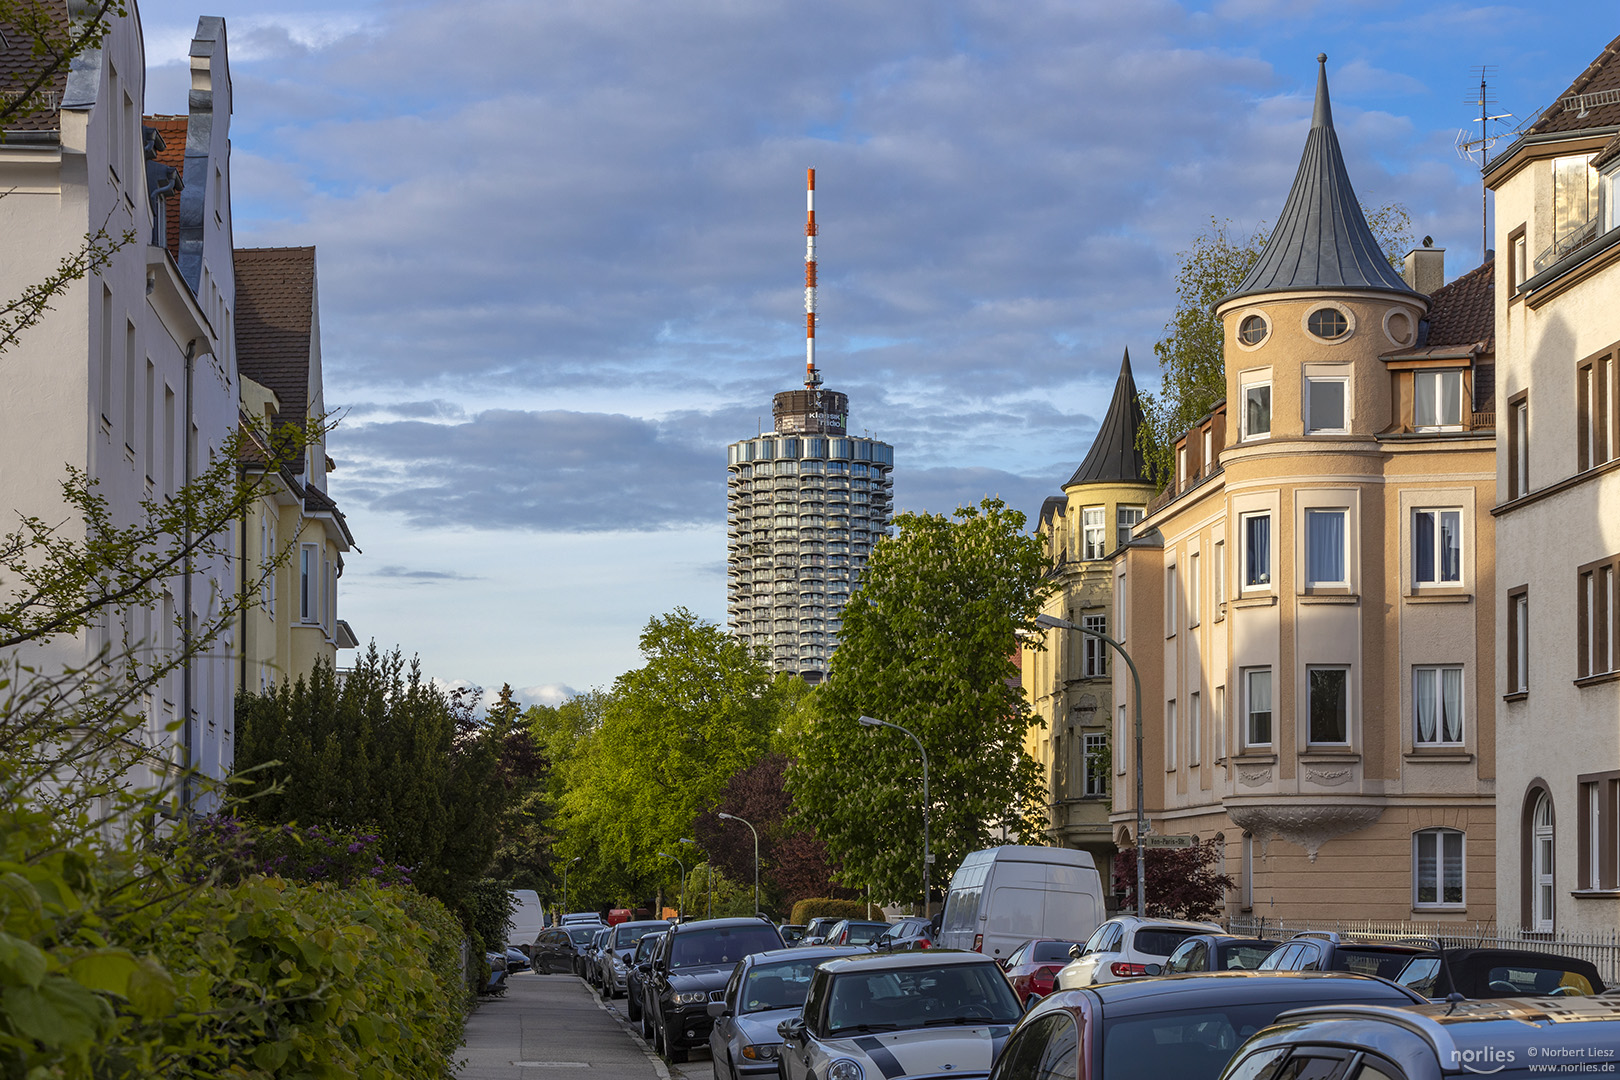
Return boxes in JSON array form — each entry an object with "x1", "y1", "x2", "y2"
[
  {"x1": 144, "y1": 115, "x2": 186, "y2": 259},
  {"x1": 1424, "y1": 259, "x2": 1495, "y2": 352},
  {"x1": 234, "y1": 247, "x2": 317, "y2": 469},
  {"x1": 0, "y1": 2, "x2": 71, "y2": 132},
  {"x1": 1527, "y1": 33, "x2": 1620, "y2": 137}
]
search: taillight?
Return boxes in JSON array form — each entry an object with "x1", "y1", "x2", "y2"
[
  {"x1": 973, "y1": 934, "x2": 983, "y2": 952},
  {"x1": 1031, "y1": 965, "x2": 1060, "y2": 994},
  {"x1": 838, "y1": 931, "x2": 847, "y2": 944},
  {"x1": 917, "y1": 939, "x2": 930, "y2": 949},
  {"x1": 1110, "y1": 962, "x2": 1151, "y2": 977}
]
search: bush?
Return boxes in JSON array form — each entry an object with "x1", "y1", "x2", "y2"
[{"x1": 789, "y1": 897, "x2": 876, "y2": 924}]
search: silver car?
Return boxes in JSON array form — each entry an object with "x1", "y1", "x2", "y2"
[{"x1": 706, "y1": 946, "x2": 868, "y2": 1080}]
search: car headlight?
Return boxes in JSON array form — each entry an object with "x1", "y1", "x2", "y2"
[
  {"x1": 741, "y1": 1044, "x2": 780, "y2": 1061},
  {"x1": 828, "y1": 1059, "x2": 863, "y2": 1080},
  {"x1": 671, "y1": 991, "x2": 709, "y2": 1005}
]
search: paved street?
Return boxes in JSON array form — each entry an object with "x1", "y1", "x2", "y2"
[{"x1": 457, "y1": 971, "x2": 712, "y2": 1080}]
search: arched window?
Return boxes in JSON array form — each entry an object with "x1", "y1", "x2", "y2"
[{"x1": 1531, "y1": 791, "x2": 1555, "y2": 931}]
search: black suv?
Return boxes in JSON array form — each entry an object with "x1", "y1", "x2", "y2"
[{"x1": 642, "y1": 917, "x2": 784, "y2": 1064}]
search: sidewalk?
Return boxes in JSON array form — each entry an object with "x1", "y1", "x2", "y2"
[{"x1": 456, "y1": 971, "x2": 666, "y2": 1080}]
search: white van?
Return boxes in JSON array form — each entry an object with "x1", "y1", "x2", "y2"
[
  {"x1": 507, "y1": 889, "x2": 545, "y2": 951},
  {"x1": 938, "y1": 846, "x2": 1104, "y2": 961}
]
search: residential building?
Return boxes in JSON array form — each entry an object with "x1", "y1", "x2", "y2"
[
  {"x1": 1113, "y1": 56, "x2": 1499, "y2": 922},
  {"x1": 1022, "y1": 351, "x2": 1156, "y2": 892},
  {"x1": 1486, "y1": 32, "x2": 1620, "y2": 934}
]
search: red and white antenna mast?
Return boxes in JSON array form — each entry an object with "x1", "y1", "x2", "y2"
[{"x1": 804, "y1": 167, "x2": 821, "y2": 389}]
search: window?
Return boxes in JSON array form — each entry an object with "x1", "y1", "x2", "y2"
[
  {"x1": 1577, "y1": 774, "x2": 1618, "y2": 892},
  {"x1": 1307, "y1": 666, "x2": 1349, "y2": 744},
  {"x1": 1082, "y1": 614, "x2": 1108, "y2": 678},
  {"x1": 1238, "y1": 314, "x2": 1267, "y2": 346},
  {"x1": 1177, "y1": 446, "x2": 1187, "y2": 491},
  {"x1": 1116, "y1": 506, "x2": 1144, "y2": 549},
  {"x1": 1308, "y1": 307, "x2": 1349, "y2": 339},
  {"x1": 1166, "y1": 698, "x2": 1177, "y2": 769},
  {"x1": 1413, "y1": 666, "x2": 1464, "y2": 745},
  {"x1": 100, "y1": 287, "x2": 113, "y2": 424},
  {"x1": 1551, "y1": 153, "x2": 1599, "y2": 269},
  {"x1": 1306, "y1": 377, "x2": 1348, "y2": 433},
  {"x1": 1189, "y1": 691, "x2": 1201, "y2": 766},
  {"x1": 1188, "y1": 553, "x2": 1200, "y2": 627},
  {"x1": 259, "y1": 517, "x2": 271, "y2": 609},
  {"x1": 1414, "y1": 370, "x2": 1464, "y2": 430},
  {"x1": 1584, "y1": 781, "x2": 1602, "y2": 892},
  {"x1": 1083, "y1": 733, "x2": 1108, "y2": 797},
  {"x1": 1242, "y1": 514, "x2": 1271, "y2": 588},
  {"x1": 1577, "y1": 351, "x2": 1616, "y2": 472},
  {"x1": 1116, "y1": 704, "x2": 1127, "y2": 775},
  {"x1": 1531, "y1": 791, "x2": 1555, "y2": 931},
  {"x1": 299, "y1": 544, "x2": 318, "y2": 622},
  {"x1": 1413, "y1": 509, "x2": 1462, "y2": 585},
  {"x1": 1082, "y1": 506, "x2": 1106, "y2": 560},
  {"x1": 1507, "y1": 586, "x2": 1529, "y2": 695},
  {"x1": 1414, "y1": 829, "x2": 1465, "y2": 908},
  {"x1": 1213, "y1": 540, "x2": 1226, "y2": 609},
  {"x1": 1510, "y1": 227, "x2": 1527, "y2": 292},
  {"x1": 163, "y1": 387, "x2": 175, "y2": 495},
  {"x1": 123, "y1": 323, "x2": 136, "y2": 449},
  {"x1": 1508, "y1": 395, "x2": 1529, "y2": 499},
  {"x1": 1244, "y1": 668, "x2": 1272, "y2": 747},
  {"x1": 1203, "y1": 427, "x2": 1213, "y2": 474},
  {"x1": 1243, "y1": 383, "x2": 1272, "y2": 439},
  {"x1": 992, "y1": 1011, "x2": 1078, "y2": 1080},
  {"x1": 1165, "y1": 563, "x2": 1178, "y2": 637},
  {"x1": 1306, "y1": 509, "x2": 1346, "y2": 586},
  {"x1": 143, "y1": 360, "x2": 155, "y2": 481},
  {"x1": 1577, "y1": 555, "x2": 1619, "y2": 680},
  {"x1": 1215, "y1": 685, "x2": 1226, "y2": 761}
]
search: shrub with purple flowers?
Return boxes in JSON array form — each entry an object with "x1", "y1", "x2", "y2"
[{"x1": 182, "y1": 815, "x2": 415, "y2": 889}]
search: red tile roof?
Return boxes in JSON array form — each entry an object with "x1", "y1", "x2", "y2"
[
  {"x1": 1425, "y1": 259, "x2": 1494, "y2": 352},
  {"x1": 1528, "y1": 32, "x2": 1620, "y2": 137},
  {"x1": 145, "y1": 115, "x2": 187, "y2": 260},
  {"x1": 235, "y1": 247, "x2": 317, "y2": 468},
  {"x1": 0, "y1": 1, "x2": 71, "y2": 132}
]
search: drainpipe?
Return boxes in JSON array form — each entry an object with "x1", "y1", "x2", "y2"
[
  {"x1": 239, "y1": 480, "x2": 248, "y2": 694},
  {"x1": 181, "y1": 338, "x2": 196, "y2": 811}
]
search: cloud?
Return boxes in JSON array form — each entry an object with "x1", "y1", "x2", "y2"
[{"x1": 365, "y1": 564, "x2": 482, "y2": 583}]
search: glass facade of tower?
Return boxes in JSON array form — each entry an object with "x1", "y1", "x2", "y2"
[{"x1": 726, "y1": 388, "x2": 893, "y2": 683}]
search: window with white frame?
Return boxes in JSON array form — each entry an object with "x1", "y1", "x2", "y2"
[
  {"x1": 1177, "y1": 446, "x2": 1188, "y2": 491},
  {"x1": 1531, "y1": 792, "x2": 1555, "y2": 931},
  {"x1": 1082, "y1": 614, "x2": 1108, "y2": 678},
  {"x1": 1414, "y1": 370, "x2": 1465, "y2": 430},
  {"x1": 1242, "y1": 513, "x2": 1271, "y2": 589},
  {"x1": 1214, "y1": 540, "x2": 1226, "y2": 608},
  {"x1": 1306, "y1": 376, "x2": 1348, "y2": 433},
  {"x1": 1413, "y1": 665, "x2": 1464, "y2": 745},
  {"x1": 1244, "y1": 668, "x2": 1272, "y2": 747},
  {"x1": 1203, "y1": 428, "x2": 1213, "y2": 473},
  {"x1": 299, "y1": 544, "x2": 318, "y2": 623},
  {"x1": 1083, "y1": 732, "x2": 1108, "y2": 797},
  {"x1": 1189, "y1": 691, "x2": 1201, "y2": 766},
  {"x1": 1189, "y1": 552, "x2": 1201, "y2": 627},
  {"x1": 1241, "y1": 834, "x2": 1254, "y2": 910},
  {"x1": 1306, "y1": 509, "x2": 1347, "y2": 586},
  {"x1": 1244, "y1": 381, "x2": 1272, "y2": 439},
  {"x1": 1577, "y1": 555, "x2": 1619, "y2": 679},
  {"x1": 1509, "y1": 396, "x2": 1530, "y2": 499},
  {"x1": 1414, "y1": 828, "x2": 1465, "y2": 907},
  {"x1": 1116, "y1": 703, "x2": 1127, "y2": 775},
  {"x1": 1413, "y1": 509, "x2": 1462, "y2": 586},
  {"x1": 1166, "y1": 698, "x2": 1178, "y2": 769},
  {"x1": 259, "y1": 517, "x2": 271, "y2": 610},
  {"x1": 1215, "y1": 685, "x2": 1226, "y2": 761},
  {"x1": 1115, "y1": 569, "x2": 1127, "y2": 645},
  {"x1": 1082, "y1": 506, "x2": 1107, "y2": 560},
  {"x1": 1584, "y1": 781, "x2": 1602, "y2": 891},
  {"x1": 1165, "y1": 563, "x2": 1178, "y2": 637},
  {"x1": 1307, "y1": 666, "x2": 1349, "y2": 744},
  {"x1": 1117, "y1": 506, "x2": 1144, "y2": 550}
]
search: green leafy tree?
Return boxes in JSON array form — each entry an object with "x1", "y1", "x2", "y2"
[
  {"x1": 788, "y1": 498, "x2": 1053, "y2": 907},
  {"x1": 1138, "y1": 205, "x2": 1413, "y2": 487}
]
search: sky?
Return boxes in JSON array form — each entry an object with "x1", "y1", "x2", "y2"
[{"x1": 134, "y1": 0, "x2": 1613, "y2": 705}]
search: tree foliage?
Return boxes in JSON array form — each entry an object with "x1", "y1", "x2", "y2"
[
  {"x1": 1137, "y1": 205, "x2": 1413, "y2": 488},
  {"x1": 788, "y1": 498, "x2": 1054, "y2": 907},
  {"x1": 1111, "y1": 839, "x2": 1235, "y2": 922}
]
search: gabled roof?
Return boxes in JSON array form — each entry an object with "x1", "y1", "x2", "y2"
[
  {"x1": 235, "y1": 247, "x2": 317, "y2": 465},
  {"x1": 1066, "y1": 349, "x2": 1151, "y2": 488},
  {"x1": 1424, "y1": 260, "x2": 1495, "y2": 352},
  {"x1": 1526, "y1": 32, "x2": 1620, "y2": 137},
  {"x1": 145, "y1": 115, "x2": 187, "y2": 261},
  {"x1": 1225, "y1": 55, "x2": 1422, "y2": 306}
]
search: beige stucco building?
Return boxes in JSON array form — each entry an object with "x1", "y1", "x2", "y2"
[
  {"x1": 1485, "y1": 33, "x2": 1620, "y2": 934},
  {"x1": 1113, "y1": 57, "x2": 1500, "y2": 923},
  {"x1": 1023, "y1": 353, "x2": 1155, "y2": 893}
]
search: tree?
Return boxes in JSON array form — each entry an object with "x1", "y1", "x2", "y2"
[
  {"x1": 1137, "y1": 205, "x2": 1413, "y2": 487},
  {"x1": 1111, "y1": 839, "x2": 1235, "y2": 922},
  {"x1": 788, "y1": 498, "x2": 1053, "y2": 906}
]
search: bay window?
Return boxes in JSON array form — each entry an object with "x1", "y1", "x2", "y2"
[{"x1": 1243, "y1": 513, "x2": 1271, "y2": 589}]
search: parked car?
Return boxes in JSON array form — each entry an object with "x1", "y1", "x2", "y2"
[
  {"x1": 939, "y1": 845, "x2": 1105, "y2": 962},
  {"x1": 599, "y1": 919, "x2": 668, "y2": 1000},
  {"x1": 1256, "y1": 930, "x2": 1435, "y2": 980},
  {"x1": 801, "y1": 917, "x2": 841, "y2": 945},
  {"x1": 642, "y1": 917, "x2": 785, "y2": 1064},
  {"x1": 776, "y1": 951, "x2": 1024, "y2": 1080},
  {"x1": 504, "y1": 946, "x2": 532, "y2": 973},
  {"x1": 625, "y1": 930, "x2": 665, "y2": 1024},
  {"x1": 705, "y1": 946, "x2": 867, "y2": 1080},
  {"x1": 1216, "y1": 996, "x2": 1620, "y2": 1080},
  {"x1": 1164, "y1": 935, "x2": 1278, "y2": 974},
  {"x1": 823, "y1": 919, "x2": 890, "y2": 947},
  {"x1": 481, "y1": 950, "x2": 509, "y2": 994},
  {"x1": 560, "y1": 911, "x2": 605, "y2": 926},
  {"x1": 1057, "y1": 915, "x2": 1223, "y2": 987},
  {"x1": 1392, "y1": 947, "x2": 1607, "y2": 999},
  {"x1": 530, "y1": 924, "x2": 601, "y2": 975},
  {"x1": 585, "y1": 926, "x2": 613, "y2": 986},
  {"x1": 778, "y1": 924, "x2": 808, "y2": 946},
  {"x1": 874, "y1": 916, "x2": 934, "y2": 952},
  {"x1": 1001, "y1": 938, "x2": 1081, "y2": 1007},
  {"x1": 990, "y1": 972, "x2": 1427, "y2": 1080}
]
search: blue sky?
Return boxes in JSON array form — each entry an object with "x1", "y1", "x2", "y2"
[{"x1": 134, "y1": 0, "x2": 1614, "y2": 703}]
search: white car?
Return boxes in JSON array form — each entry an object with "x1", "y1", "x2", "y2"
[
  {"x1": 1055, "y1": 915, "x2": 1223, "y2": 987},
  {"x1": 776, "y1": 952, "x2": 1024, "y2": 1080}
]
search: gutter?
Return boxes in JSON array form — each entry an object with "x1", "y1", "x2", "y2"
[{"x1": 1516, "y1": 225, "x2": 1620, "y2": 297}]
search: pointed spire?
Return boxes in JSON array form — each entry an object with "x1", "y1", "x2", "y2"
[
  {"x1": 1224, "y1": 54, "x2": 1422, "y2": 303},
  {"x1": 1066, "y1": 348, "x2": 1152, "y2": 488}
]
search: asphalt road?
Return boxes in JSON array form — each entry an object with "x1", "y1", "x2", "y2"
[{"x1": 457, "y1": 970, "x2": 713, "y2": 1080}]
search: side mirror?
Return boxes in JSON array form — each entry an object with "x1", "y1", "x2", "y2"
[
  {"x1": 778, "y1": 1017, "x2": 807, "y2": 1043},
  {"x1": 1145, "y1": 964, "x2": 1163, "y2": 976},
  {"x1": 1068, "y1": 944, "x2": 1082, "y2": 960},
  {"x1": 1024, "y1": 996, "x2": 1040, "y2": 1012},
  {"x1": 706, "y1": 1000, "x2": 728, "y2": 1018}
]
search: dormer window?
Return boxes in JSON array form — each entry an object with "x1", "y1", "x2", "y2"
[
  {"x1": 1415, "y1": 370, "x2": 1464, "y2": 430},
  {"x1": 1308, "y1": 307, "x2": 1349, "y2": 340}
]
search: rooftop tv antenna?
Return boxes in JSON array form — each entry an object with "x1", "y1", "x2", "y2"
[
  {"x1": 1455, "y1": 66, "x2": 1523, "y2": 258},
  {"x1": 804, "y1": 167, "x2": 821, "y2": 390}
]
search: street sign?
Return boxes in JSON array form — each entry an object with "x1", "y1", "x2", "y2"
[{"x1": 1139, "y1": 834, "x2": 1196, "y2": 849}]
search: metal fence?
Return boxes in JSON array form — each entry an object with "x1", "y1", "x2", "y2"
[{"x1": 1226, "y1": 915, "x2": 1620, "y2": 986}]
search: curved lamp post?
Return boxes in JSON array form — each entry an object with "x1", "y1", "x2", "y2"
[
  {"x1": 561, "y1": 855, "x2": 582, "y2": 921},
  {"x1": 858, "y1": 715, "x2": 931, "y2": 917},
  {"x1": 657, "y1": 851, "x2": 687, "y2": 917},
  {"x1": 1035, "y1": 612, "x2": 1147, "y2": 919},
  {"x1": 717, "y1": 812, "x2": 760, "y2": 916}
]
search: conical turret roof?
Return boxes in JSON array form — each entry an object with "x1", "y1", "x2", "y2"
[
  {"x1": 1224, "y1": 54, "x2": 1422, "y2": 305},
  {"x1": 1067, "y1": 350, "x2": 1152, "y2": 488}
]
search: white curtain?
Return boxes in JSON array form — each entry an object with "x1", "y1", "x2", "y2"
[
  {"x1": 1307, "y1": 510, "x2": 1344, "y2": 584},
  {"x1": 1415, "y1": 668, "x2": 1437, "y2": 743},
  {"x1": 1442, "y1": 667, "x2": 1463, "y2": 742},
  {"x1": 1415, "y1": 372, "x2": 1436, "y2": 426}
]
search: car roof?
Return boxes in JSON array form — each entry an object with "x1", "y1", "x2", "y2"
[
  {"x1": 1103, "y1": 915, "x2": 1225, "y2": 932},
  {"x1": 1269, "y1": 999, "x2": 1620, "y2": 1067},
  {"x1": 746, "y1": 946, "x2": 869, "y2": 965},
  {"x1": 817, "y1": 950, "x2": 1003, "y2": 974},
  {"x1": 613, "y1": 920, "x2": 671, "y2": 931},
  {"x1": 668, "y1": 917, "x2": 779, "y2": 934},
  {"x1": 1050, "y1": 971, "x2": 1425, "y2": 1016}
]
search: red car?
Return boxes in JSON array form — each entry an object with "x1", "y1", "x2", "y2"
[{"x1": 1001, "y1": 938, "x2": 1080, "y2": 1008}]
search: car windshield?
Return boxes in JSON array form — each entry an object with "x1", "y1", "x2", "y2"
[
  {"x1": 670, "y1": 926, "x2": 782, "y2": 969},
  {"x1": 741, "y1": 958, "x2": 828, "y2": 1014},
  {"x1": 1331, "y1": 948, "x2": 1417, "y2": 980},
  {"x1": 842, "y1": 923, "x2": 888, "y2": 945},
  {"x1": 824, "y1": 963, "x2": 1021, "y2": 1035},
  {"x1": 1133, "y1": 929, "x2": 1200, "y2": 957},
  {"x1": 1032, "y1": 942, "x2": 1077, "y2": 963},
  {"x1": 1219, "y1": 944, "x2": 1276, "y2": 970},
  {"x1": 614, "y1": 925, "x2": 656, "y2": 949},
  {"x1": 568, "y1": 928, "x2": 596, "y2": 945}
]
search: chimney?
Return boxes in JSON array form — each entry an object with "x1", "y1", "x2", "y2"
[{"x1": 1402, "y1": 236, "x2": 1445, "y2": 295}]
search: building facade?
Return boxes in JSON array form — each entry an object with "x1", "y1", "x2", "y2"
[
  {"x1": 1023, "y1": 352, "x2": 1155, "y2": 890},
  {"x1": 1486, "y1": 33, "x2": 1620, "y2": 934},
  {"x1": 1112, "y1": 57, "x2": 1500, "y2": 923}
]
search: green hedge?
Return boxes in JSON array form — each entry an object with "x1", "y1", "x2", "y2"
[{"x1": 789, "y1": 897, "x2": 877, "y2": 924}]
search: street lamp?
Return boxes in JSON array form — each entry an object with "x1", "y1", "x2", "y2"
[
  {"x1": 657, "y1": 852, "x2": 687, "y2": 917},
  {"x1": 717, "y1": 812, "x2": 760, "y2": 916},
  {"x1": 1036, "y1": 612, "x2": 1147, "y2": 919},
  {"x1": 858, "y1": 715, "x2": 931, "y2": 918},
  {"x1": 561, "y1": 856, "x2": 582, "y2": 921},
  {"x1": 679, "y1": 838, "x2": 710, "y2": 918}
]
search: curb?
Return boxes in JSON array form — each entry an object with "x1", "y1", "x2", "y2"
[{"x1": 593, "y1": 989, "x2": 671, "y2": 1080}]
